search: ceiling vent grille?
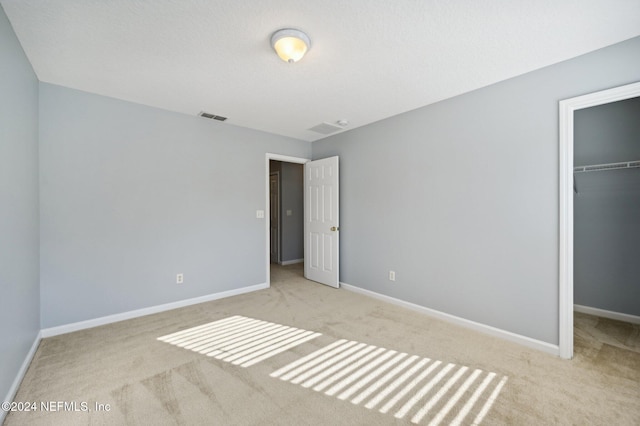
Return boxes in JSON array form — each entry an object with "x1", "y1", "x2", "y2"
[
  {"x1": 308, "y1": 122, "x2": 343, "y2": 135},
  {"x1": 199, "y1": 111, "x2": 227, "y2": 121}
]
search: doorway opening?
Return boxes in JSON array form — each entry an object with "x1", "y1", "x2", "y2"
[
  {"x1": 265, "y1": 153, "x2": 340, "y2": 289},
  {"x1": 558, "y1": 81, "x2": 640, "y2": 359},
  {"x1": 269, "y1": 159, "x2": 305, "y2": 283},
  {"x1": 265, "y1": 154, "x2": 310, "y2": 287}
]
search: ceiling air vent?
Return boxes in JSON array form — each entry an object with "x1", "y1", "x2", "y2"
[
  {"x1": 308, "y1": 122, "x2": 343, "y2": 135},
  {"x1": 199, "y1": 111, "x2": 227, "y2": 121}
]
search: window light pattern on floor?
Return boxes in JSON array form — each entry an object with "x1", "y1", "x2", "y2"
[
  {"x1": 270, "y1": 339, "x2": 508, "y2": 425},
  {"x1": 157, "y1": 315, "x2": 321, "y2": 368}
]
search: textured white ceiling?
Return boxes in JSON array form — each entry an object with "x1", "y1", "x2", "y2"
[{"x1": 2, "y1": 0, "x2": 640, "y2": 142}]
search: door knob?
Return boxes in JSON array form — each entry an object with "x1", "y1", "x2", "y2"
[{"x1": 331, "y1": 226, "x2": 340, "y2": 231}]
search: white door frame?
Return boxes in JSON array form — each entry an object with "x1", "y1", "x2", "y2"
[
  {"x1": 265, "y1": 153, "x2": 310, "y2": 287},
  {"x1": 558, "y1": 81, "x2": 640, "y2": 359}
]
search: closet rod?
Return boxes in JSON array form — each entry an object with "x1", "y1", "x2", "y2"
[{"x1": 573, "y1": 160, "x2": 640, "y2": 173}]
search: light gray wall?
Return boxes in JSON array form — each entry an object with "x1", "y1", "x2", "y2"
[
  {"x1": 0, "y1": 5, "x2": 40, "y2": 403},
  {"x1": 39, "y1": 83, "x2": 311, "y2": 328},
  {"x1": 280, "y1": 162, "x2": 304, "y2": 262},
  {"x1": 313, "y1": 36, "x2": 640, "y2": 344},
  {"x1": 574, "y1": 97, "x2": 640, "y2": 316}
]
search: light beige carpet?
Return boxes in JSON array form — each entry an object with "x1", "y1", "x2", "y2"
[{"x1": 4, "y1": 264, "x2": 639, "y2": 425}]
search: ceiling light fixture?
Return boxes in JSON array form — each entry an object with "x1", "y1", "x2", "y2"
[{"x1": 271, "y1": 28, "x2": 311, "y2": 63}]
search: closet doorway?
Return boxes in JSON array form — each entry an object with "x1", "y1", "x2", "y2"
[{"x1": 558, "y1": 81, "x2": 640, "y2": 359}]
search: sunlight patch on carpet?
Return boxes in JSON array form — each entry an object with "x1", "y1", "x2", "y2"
[
  {"x1": 157, "y1": 315, "x2": 321, "y2": 367},
  {"x1": 271, "y1": 339, "x2": 508, "y2": 425}
]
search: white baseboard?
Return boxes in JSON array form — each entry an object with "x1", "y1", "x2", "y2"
[
  {"x1": 574, "y1": 304, "x2": 640, "y2": 325},
  {"x1": 41, "y1": 283, "x2": 268, "y2": 338},
  {"x1": 340, "y1": 282, "x2": 559, "y2": 357},
  {"x1": 1, "y1": 331, "x2": 42, "y2": 424},
  {"x1": 280, "y1": 259, "x2": 303, "y2": 266}
]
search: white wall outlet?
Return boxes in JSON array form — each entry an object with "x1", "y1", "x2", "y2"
[
  {"x1": 256, "y1": 210, "x2": 265, "y2": 218},
  {"x1": 389, "y1": 271, "x2": 396, "y2": 281},
  {"x1": 286, "y1": 209, "x2": 292, "y2": 216},
  {"x1": 176, "y1": 273, "x2": 184, "y2": 284}
]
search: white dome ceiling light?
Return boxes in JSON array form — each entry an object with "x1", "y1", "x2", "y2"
[{"x1": 271, "y1": 28, "x2": 311, "y2": 63}]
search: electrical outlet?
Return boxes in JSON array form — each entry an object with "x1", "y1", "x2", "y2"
[
  {"x1": 256, "y1": 210, "x2": 265, "y2": 218},
  {"x1": 389, "y1": 271, "x2": 396, "y2": 281},
  {"x1": 176, "y1": 273, "x2": 184, "y2": 284}
]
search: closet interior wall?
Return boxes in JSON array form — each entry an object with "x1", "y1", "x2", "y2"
[{"x1": 573, "y1": 96, "x2": 640, "y2": 317}]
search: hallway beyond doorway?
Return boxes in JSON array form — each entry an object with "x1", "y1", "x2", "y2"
[{"x1": 270, "y1": 262, "x2": 305, "y2": 285}]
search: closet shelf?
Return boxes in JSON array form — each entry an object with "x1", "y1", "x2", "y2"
[{"x1": 574, "y1": 160, "x2": 640, "y2": 173}]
